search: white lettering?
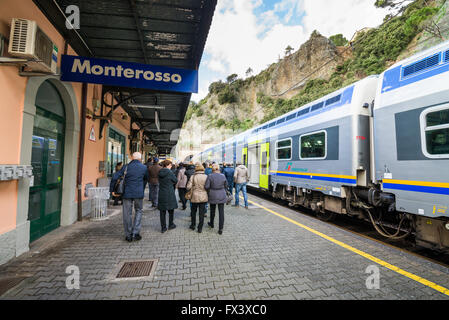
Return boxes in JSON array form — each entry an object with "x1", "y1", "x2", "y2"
[
  {"x1": 171, "y1": 74, "x2": 182, "y2": 83},
  {"x1": 65, "y1": 265, "x2": 80, "y2": 290},
  {"x1": 155, "y1": 72, "x2": 163, "y2": 81},
  {"x1": 117, "y1": 65, "x2": 123, "y2": 77},
  {"x1": 144, "y1": 71, "x2": 154, "y2": 80},
  {"x1": 135, "y1": 70, "x2": 144, "y2": 79},
  {"x1": 91, "y1": 65, "x2": 104, "y2": 75},
  {"x1": 65, "y1": 5, "x2": 80, "y2": 30},
  {"x1": 163, "y1": 72, "x2": 171, "y2": 82},
  {"x1": 71, "y1": 58, "x2": 91, "y2": 74},
  {"x1": 365, "y1": 265, "x2": 380, "y2": 289},
  {"x1": 124, "y1": 68, "x2": 134, "y2": 78},
  {"x1": 104, "y1": 66, "x2": 116, "y2": 77}
]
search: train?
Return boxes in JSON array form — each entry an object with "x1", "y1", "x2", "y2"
[{"x1": 191, "y1": 40, "x2": 449, "y2": 252}]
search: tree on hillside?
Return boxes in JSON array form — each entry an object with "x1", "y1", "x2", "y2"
[
  {"x1": 285, "y1": 45, "x2": 294, "y2": 56},
  {"x1": 245, "y1": 67, "x2": 253, "y2": 77},
  {"x1": 226, "y1": 73, "x2": 238, "y2": 84},
  {"x1": 329, "y1": 34, "x2": 349, "y2": 46}
]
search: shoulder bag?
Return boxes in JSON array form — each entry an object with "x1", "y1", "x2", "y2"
[
  {"x1": 185, "y1": 175, "x2": 195, "y2": 200},
  {"x1": 114, "y1": 165, "x2": 128, "y2": 195}
]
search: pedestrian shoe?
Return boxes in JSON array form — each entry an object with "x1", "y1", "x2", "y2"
[
  {"x1": 218, "y1": 230, "x2": 223, "y2": 235},
  {"x1": 125, "y1": 236, "x2": 133, "y2": 242},
  {"x1": 208, "y1": 222, "x2": 214, "y2": 228},
  {"x1": 197, "y1": 229, "x2": 202, "y2": 233},
  {"x1": 133, "y1": 234, "x2": 142, "y2": 241},
  {"x1": 161, "y1": 228, "x2": 167, "y2": 233},
  {"x1": 232, "y1": 204, "x2": 239, "y2": 207},
  {"x1": 168, "y1": 224, "x2": 176, "y2": 230},
  {"x1": 189, "y1": 225, "x2": 195, "y2": 230}
]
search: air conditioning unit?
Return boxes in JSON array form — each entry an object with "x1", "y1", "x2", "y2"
[{"x1": 8, "y1": 18, "x2": 58, "y2": 74}]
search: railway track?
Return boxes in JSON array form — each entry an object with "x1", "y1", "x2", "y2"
[{"x1": 247, "y1": 187, "x2": 449, "y2": 269}]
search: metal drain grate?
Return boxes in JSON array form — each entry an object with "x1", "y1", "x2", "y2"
[{"x1": 116, "y1": 260, "x2": 156, "y2": 279}]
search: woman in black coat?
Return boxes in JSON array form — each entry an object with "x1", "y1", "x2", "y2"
[
  {"x1": 205, "y1": 164, "x2": 228, "y2": 235},
  {"x1": 158, "y1": 160, "x2": 178, "y2": 233}
]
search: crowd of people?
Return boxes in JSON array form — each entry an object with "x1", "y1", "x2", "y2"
[{"x1": 110, "y1": 152, "x2": 250, "y2": 242}]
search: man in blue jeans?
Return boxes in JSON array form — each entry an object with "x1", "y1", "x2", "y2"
[
  {"x1": 111, "y1": 152, "x2": 149, "y2": 242},
  {"x1": 233, "y1": 162, "x2": 249, "y2": 209}
]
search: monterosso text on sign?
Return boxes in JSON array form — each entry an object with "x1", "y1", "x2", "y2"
[
  {"x1": 60, "y1": 55, "x2": 198, "y2": 93},
  {"x1": 71, "y1": 58, "x2": 183, "y2": 84}
]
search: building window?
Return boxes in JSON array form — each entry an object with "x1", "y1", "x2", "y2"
[
  {"x1": 420, "y1": 105, "x2": 449, "y2": 158},
  {"x1": 300, "y1": 130, "x2": 327, "y2": 160},
  {"x1": 275, "y1": 138, "x2": 292, "y2": 160}
]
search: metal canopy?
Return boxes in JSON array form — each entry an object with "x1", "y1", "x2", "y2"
[{"x1": 33, "y1": 0, "x2": 217, "y2": 154}]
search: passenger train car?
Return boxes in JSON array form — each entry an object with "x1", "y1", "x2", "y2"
[{"x1": 191, "y1": 41, "x2": 449, "y2": 252}]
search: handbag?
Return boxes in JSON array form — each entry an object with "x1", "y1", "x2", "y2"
[
  {"x1": 114, "y1": 165, "x2": 128, "y2": 195},
  {"x1": 185, "y1": 175, "x2": 194, "y2": 200},
  {"x1": 226, "y1": 189, "x2": 233, "y2": 205}
]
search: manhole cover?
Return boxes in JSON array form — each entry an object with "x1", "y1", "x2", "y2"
[
  {"x1": 115, "y1": 260, "x2": 157, "y2": 279},
  {"x1": 0, "y1": 277, "x2": 28, "y2": 296}
]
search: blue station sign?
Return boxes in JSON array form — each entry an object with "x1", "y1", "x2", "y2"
[{"x1": 60, "y1": 55, "x2": 198, "y2": 93}]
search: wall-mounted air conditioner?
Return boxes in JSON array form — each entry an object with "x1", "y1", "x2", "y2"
[{"x1": 8, "y1": 18, "x2": 58, "y2": 74}]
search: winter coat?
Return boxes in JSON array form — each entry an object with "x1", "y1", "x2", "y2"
[
  {"x1": 185, "y1": 165, "x2": 195, "y2": 182},
  {"x1": 186, "y1": 171, "x2": 208, "y2": 203},
  {"x1": 148, "y1": 163, "x2": 162, "y2": 184},
  {"x1": 205, "y1": 167, "x2": 212, "y2": 176},
  {"x1": 234, "y1": 165, "x2": 249, "y2": 184},
  {"x1": 157, "y1": 168, "x2": 178, "y2": 211},
  {"x1": 223, "y1": 167, "x2": 235, "y2": 187},
  {"x1": 205, "y1": 172, "x2": 228, "y2": 204},
  {"x1": 176, "y1": 167, "x2": 188, "y2": 189},
  {"x1": 110, "y1": 160, "x2": 149, "y2": 199}
]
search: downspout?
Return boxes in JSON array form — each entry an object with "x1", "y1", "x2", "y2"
[{"x1": 77, "y1": 82, "x2": 88, "y2": 221}]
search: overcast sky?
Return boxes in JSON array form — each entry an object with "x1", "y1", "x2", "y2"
[{"x1": 191, "y1": 0, "x2": 402, "y2": 102}]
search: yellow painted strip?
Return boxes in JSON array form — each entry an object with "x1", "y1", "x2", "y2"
[
  {"x1": 271, "y1": 170, "x2": 356, "y2": 180},
  {"x1": 384, "y1": 179, "x2": 449, "y2": 189},
  {"x1": 244, "y1": 197, "x2": 449, "y2": 297}
]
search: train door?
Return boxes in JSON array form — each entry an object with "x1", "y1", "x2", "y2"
[
  {"x1": 260, "y1": 143, "x2": 270, "y2": 189},
  {"x1": 248, "y1": 144, "x2": 260, "y2": 185},
  {"x1": 242, "y1": 147, "x2": 248, "y2": 167}
]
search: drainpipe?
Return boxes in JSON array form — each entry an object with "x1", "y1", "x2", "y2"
[{"x1": 77, "y1": 82, "x2": 88, "y2": 221}]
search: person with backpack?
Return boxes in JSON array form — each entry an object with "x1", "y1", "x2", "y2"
[{"x1": 176, "y1": 163, "x2": 188, "y2": 210}]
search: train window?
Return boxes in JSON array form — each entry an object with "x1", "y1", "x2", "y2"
[
  {"x1": 325, "y1": 94, "x2": 341, "y2": 106},
  {"x1": 297, "y1": 107, "x2": 310, "y2": 117},
  {"x1": 420, "y1": 105, "x2": 449, "y2": 158},
  {"x1": 276, "y1": 118, "x2": 285, "y2": 125},
  {"x1": 286, "y1": 114, "x2": 296, "y2": 121},
  {"x1": 261, "y1": 151, "x2": 268, "y2": 175},
  {"x1": 311, "y1": 102, "x2": 324, "y2": 111},
  {"x1": 269, "y1": 122, "x2": 276, "y2": 128},
  {"x1": 275, "y1": 138, "x2": 292, "y2": 160},
  {"x1": 300, "y1": 131, "x2": 327, "y2": 160}
]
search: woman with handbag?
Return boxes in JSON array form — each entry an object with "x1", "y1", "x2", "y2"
[
  {"x1": 205, "y1": 164, "x2": 229, "y2": 235},
  {"x1": 186, "y1": 163, "x2": 208, "y2": 233}
]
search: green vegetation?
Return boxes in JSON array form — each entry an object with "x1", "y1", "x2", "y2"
[
  {"x1": 184, "y1": 0, "x2": 443, "y2": 132},
  {"x1": 329, "y1": 34, "x2": 348, "y2": 46}
]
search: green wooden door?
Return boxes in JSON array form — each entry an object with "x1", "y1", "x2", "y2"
[
  {"x1": 29, "y1": 82, "x2": 65, "y2": 242},
  {"x1": 259, "y1": 143, "x2": 270, "y2": 189}
]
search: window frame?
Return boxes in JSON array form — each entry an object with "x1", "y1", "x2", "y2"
[
  {"x1": 299, "y1": 130, "x2": 327, "y2": 160},
  {"x1": 275, "y1": 137, "x2": 292, "y2": 161},
  {"x1": 420, "y1": 104, "x2": 449, "y2": 159}
]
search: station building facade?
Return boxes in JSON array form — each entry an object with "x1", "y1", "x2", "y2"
[{"x1": 0, "y1": 0, "x2": 143, "y2": 265}]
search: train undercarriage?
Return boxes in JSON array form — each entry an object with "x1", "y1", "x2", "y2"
[{"x1": 268, "y1": 184, "x2": 449, "y2": 253}]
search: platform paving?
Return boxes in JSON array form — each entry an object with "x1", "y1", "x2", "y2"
[{"x1": 1, "y1": 191, "x2": 449, "y2": 300}]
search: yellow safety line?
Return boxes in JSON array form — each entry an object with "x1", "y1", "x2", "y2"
[{"x1": 244, "y1": 197, "x2": 449, "y2": 297}]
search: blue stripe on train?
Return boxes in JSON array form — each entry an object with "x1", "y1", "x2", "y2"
[
  {"x1": 271, "y1": 172, "x2": 356, "y2": 184},
  {"x1": 383, "y1": 183, "x2": 449, "y2": 195}
]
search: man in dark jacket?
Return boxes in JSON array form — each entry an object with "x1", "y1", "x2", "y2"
[
  {"x1": 148, "y1": 158, "x2": 162, "y2": 208},
  {"x1": 111, "y1": 152, "x2": 149, "y2": 242},
  {"x1": 222, "y1": 163, "x2": 235, "y2": 196},
  {"x1": 185, "y1": 162, "x2": 195, "y2": 182}
]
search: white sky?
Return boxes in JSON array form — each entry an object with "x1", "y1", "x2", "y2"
[{"x1": 191, "y1": 0, "x2": 404, "y2": 102}]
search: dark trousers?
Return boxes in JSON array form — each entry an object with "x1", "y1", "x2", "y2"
[
  {"x1": 191, "y1": 202, "x2": 206, "y2": 230},
  {"x1": 210, "y1": 203, "x2": 225, "y2": 231},
  {"x1": 178, "y1": 188, "x2": 187, "y2": 209},
  {"x1": 160, "y1": 210, "x2": 174, "y2": 230}
]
